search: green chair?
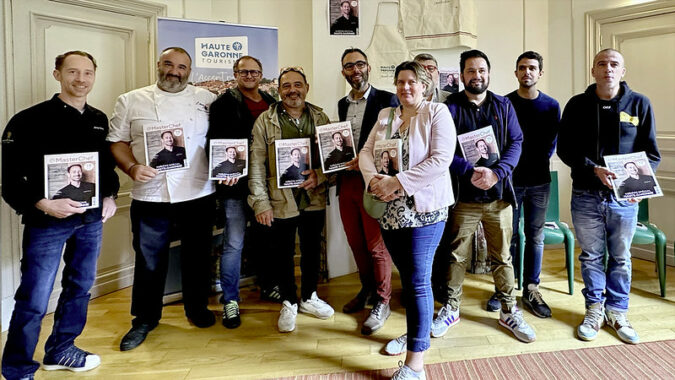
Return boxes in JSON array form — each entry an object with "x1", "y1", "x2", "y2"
[
  {"x1": 603, "y1": 199, "x2": 666, "y2": 297},
  {"x1": 517, "y1": 171, "x2": 575, "y2": 295}
]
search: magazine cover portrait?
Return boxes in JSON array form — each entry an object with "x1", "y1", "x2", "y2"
[
  {"x1": 44, "y1": 152, "x2": 99, "y2": 209},
  {"x1": 210, "y1": 139, "x2": 248, "y2": 179},
  {"x1": 317, "y1": 121, "x2": 355, "y2": 173},
  {"x1": 143, "y1": 122, "x2": 189, "y2": 172},
  {"x1": 276, "y1": 138, "x2": 311, "y2": 188},
  {"x1": 329, "y1": 0, "x2": 359, "y2": 36},
  {"x1": 605, "y1": 152, "x2": 662, "y2": 201}
]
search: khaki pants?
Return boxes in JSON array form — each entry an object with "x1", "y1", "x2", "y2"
[{"x1": 444, "y1": 200, "x2": 516, "y2": 310}]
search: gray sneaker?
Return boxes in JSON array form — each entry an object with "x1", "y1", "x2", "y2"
[
  {"x1": 430, "y1": 304, "x2": 459, "y2": 338},
  {"x1": 499, "y1": 305, "x2": 536, "y2": 343},
  {"x1": 362, "y1": 301, "x2": 390, "y2": 335},
  {"x1": 577, "y1": 303, "x2": 605, "y2": 341},
  {"x1": 384, "y1": 334, "x2": 407, "y2": 356},
  {"x1": 391, "y1": 361, "x2": 426, "y2": 380},
  {"x1": 605, "y1": 309, "x2": 639, "y2": 344}
]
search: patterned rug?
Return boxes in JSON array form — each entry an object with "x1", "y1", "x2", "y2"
[{"x1": 272, "y1": 339, "x2": 675, "y2": 379}]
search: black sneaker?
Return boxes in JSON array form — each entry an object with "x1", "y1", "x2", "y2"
[
  {"x1": 486, "y1": 292, "x2": 501, "y2": 312},
  {"x1": 522, "y1": 284, "x2": 552, "y2": 318},
  {"x1": 43, "y1": 345, "x2": 100, "y2": 372},
  {"x1": 222, "y1": 300, "x2": 241, "y2": 329},
  {"x1": 187, "y1": 308, "x2": 216, "y2": 328},
  {"x1": 261, "y1": 285, "x2": 282, "y2": 303}
]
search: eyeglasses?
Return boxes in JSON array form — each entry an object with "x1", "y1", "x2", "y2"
[
  {"x1": 343, "y1": 61, "x2": 367, "y2": 72},
  {"x1": 279, "y1": 66, "x2": 305, "y2": 76},
  {"x1": 235, "y1": 69, "x2": 261, "y2": 78},
  {"x1": 422, "y1": 65, "x2": 438, "y2": 73}
]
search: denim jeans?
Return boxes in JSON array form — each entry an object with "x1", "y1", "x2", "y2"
[
  {"x1": 510, "y1": 183, "x2": 550, "y2": 287},
  {"x1": 219, "y1": 198, "x2": 246, "y2": 303},
  {"x1": 269, "y1": 210, "x2": 325, "y2": 304},
  {"x1": 2, "y1": 218, "x2": 102, "y2": 380},
  {"x1": 381, "y1": 222, "x2": 445, "y2": 352},
  {"x1": 571, "y1": 188, "x2": 638, "y2": 312},
  {"x1": 129, "y1": 196, "x2": 214, "y2": 326}
]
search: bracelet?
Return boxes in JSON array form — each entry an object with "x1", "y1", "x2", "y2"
[{"x1": 127, "y1": 163, "x2": 138, "y2": 174}]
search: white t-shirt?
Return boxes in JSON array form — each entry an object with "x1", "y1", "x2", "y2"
[{"x1": 107, "y1": 84, "x2": 216, "y2": 203}]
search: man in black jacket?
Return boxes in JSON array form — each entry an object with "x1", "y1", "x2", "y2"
[
  {"x1": 1, "y1": 51, "x2": 119, "y2": 380},
  {"x1": 336, "y1": 48, "x2": 398, "y2": 335},
  {"x1": 558, "y1": 49, "x2": 660, "y2": 345},
  {"x1": 207, "y1": 55, "x2": 275, "y2": 329}
]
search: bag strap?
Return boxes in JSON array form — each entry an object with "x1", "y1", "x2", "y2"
[{"x1": 386, "y1": 107, "x2": 396, "y2": 138}]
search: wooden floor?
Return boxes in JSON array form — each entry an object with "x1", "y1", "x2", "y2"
[{"x1": 6, "y1": 248, "x2": 675, "y2": 379}]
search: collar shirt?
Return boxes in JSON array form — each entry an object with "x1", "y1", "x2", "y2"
[
  {"x1": 108, "y1": 84, "x2": 216, "y2": 203},
  {"x1": 345, "y1": 85, "x2": 372, "y2": 148}
]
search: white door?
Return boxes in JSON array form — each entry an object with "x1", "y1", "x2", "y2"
[
  {"x1": 595, "y1": 4, "x2": 675, "y2": 265},
  {"x1": 2, "y1": 0, "x2": 162, "y2": 328}
]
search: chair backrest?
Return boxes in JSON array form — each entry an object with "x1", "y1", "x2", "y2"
[
  {"x1": 638, "y1": 198, "x2": 649, "y2": 224},
  {"x1": 546, "y1": 171, "x2": 561, "y2": 222}
]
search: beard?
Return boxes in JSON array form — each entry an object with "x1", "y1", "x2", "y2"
[
  {"x1": 346, "y1": 71, "x2": 369, "y2": 91},
  {"x1": 157, "y1": 68, "x2": 189, "y2": 93},
  {"x1": 464, "y1": 77, "x2": 489, "y2": 95}
]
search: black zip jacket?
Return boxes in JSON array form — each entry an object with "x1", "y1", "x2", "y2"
[
  {"x1": 207, "y1": 87, "x2": 276, "y2": 199},
  {"x1": 558, "y1": 82, "x2": 660, "y2": 191},
  {"x1": 1, "y1": 95, "x2": 119, "y2": 226}
]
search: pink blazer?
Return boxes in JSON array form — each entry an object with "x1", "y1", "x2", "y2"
[{"x1": 360, "y1": 101, "x2": 456, "y2": 213}]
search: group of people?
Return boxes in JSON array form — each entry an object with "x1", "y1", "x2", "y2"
[{"x1": 0, "y1": 43, "x2": 660, "y2": 380}]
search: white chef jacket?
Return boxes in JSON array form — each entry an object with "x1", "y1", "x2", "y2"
[{"x1": 108, "y1": 84, "x2": 216, "y2": 203}]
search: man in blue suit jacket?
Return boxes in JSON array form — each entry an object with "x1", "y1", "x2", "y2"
[{"x1": 336, "y1": 48, "x2": 398, "y2": 335}]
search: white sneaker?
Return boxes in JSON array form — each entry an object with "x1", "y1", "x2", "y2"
[
  {"x1": 391, "y1": 361, "x2": 426, "y2": 380},
  {"x1": 299, "y1": 291, "x2": 334, "y2": 319},
  {"x1": 605, "y1": 309, "x2": 639, "y2": 344},
  {"x1": 384, "y1": 333, "x2": 407, "y2": 356},
  {"x1": 278, "y1": 301, "x2": 297, "y2": 332},
  {"x1": 499, "y1": 305, "x2": 536, "y2": 343},
  {"x1": 430, "y1": 304, "x2": 460, "y2": 338},
  {"x1": 577, "y1": 302, "x2": 605, "y2": 341}
]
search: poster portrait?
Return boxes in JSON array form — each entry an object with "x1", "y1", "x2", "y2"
[
  {"x1": 329, "y1": 0, "x2": 360, "y2": 36},
  {"x1": 439, "y1": 68, "x2": 462, "y2": 94}
]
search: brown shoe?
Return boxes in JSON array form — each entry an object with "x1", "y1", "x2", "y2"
[
  {"x1": 343, "y1": 293, "x2": 368, "y2": 314},
  {"x1": 361, "y1": 301, "x2": 390, "y2": 335}
]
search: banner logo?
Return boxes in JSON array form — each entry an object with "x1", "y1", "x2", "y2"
[{"x1": 195, "y1": 36, "x2": 248, "y2": 69}]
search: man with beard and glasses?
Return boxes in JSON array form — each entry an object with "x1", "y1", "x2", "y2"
[
  {"x1": 108, "y1": 47, "x2": 217, "y2": 351},
  {"x1": 500, "y1": 51, "x2": 560, "y2": 319},
  {"x1": 336, "y1": 48, "x2": 397, "y2": 335},
  {"x1": 249, "y1": 66, "x2": 334, "y2": 333},
  {"x1": 430, "y1": 49, "x2": 533, "y2": 343},
  {"x1": 414, "y1": 53, "x2": 450, "y2": 103}
]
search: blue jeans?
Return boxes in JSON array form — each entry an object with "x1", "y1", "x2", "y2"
[
  {"x1": 571, "y1": 188, "x2": 637, "y2": 312},
  {"x1": 2, "y1": 218, "x2": 102, "y2": 380},
  {"x1": 219, "y1": 198, "x2": 246, "y2": 302},
  {"x1": 381, "y1": 222, "x2": 445, "y2": 352},
  {"x1": 510, "y1": 184, "x2": 550, "y2": 287}
]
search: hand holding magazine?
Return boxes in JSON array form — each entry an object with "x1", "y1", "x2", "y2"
[
  {"x1": 209, "y1": 139, "x2": 248, "y2": 180},
  {"x1": 457, "y1": 126, "x2": 499, "y2": 167},
  {"x1": 604, "y1": 152, "x2": 662, "y2": 201},
  {"x1": 44, "y1": 152, "x2": 99, "y2": 209}
]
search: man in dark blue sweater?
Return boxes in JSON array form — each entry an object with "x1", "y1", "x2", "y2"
[{"x1": 502, "y1": 51, "x2": 560, "y2": 319}]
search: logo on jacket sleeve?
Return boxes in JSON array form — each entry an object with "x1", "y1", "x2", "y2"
[{"x1": 620, "y1": 111, "x2": 639, "y2": 126}]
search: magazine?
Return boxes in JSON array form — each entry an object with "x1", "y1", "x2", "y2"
[
  {"x1": 143, "y1": 122, "x2": 189, "y2": 172},
  {"x1": 209, "y1": 139, "x2": 248, "y2": 180},
  {"x1": 44, "y1": 152, "x2": 99, "y2": 209},
  {"x1": 604, "y1": 152, "x2": 662, "y2": 201},
  {"x1": 316, "y1": 121, "x2": 356, "y2": 173},
  {"x1": 373, "y1": 139, "x2": 402, "y2": 177},
  {"x1": 329, "y1": 0, "x2": 359, "y2": 36},
  {"x1": 457, "y1": 126, "x2": 500, "y2": 167},
  {"x1": 439, "y1": 68, "x2": 461, "y2": 94},
  {"x1": 275, "y1": 138, "x2": 311, "y2": 189}
]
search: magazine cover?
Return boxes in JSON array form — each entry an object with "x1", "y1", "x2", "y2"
[
  {"x1": 276, "y1": 138, "x2": 311, "y2": 189},
  {"x1": 329, "y1": 0, "x2": 359, "y2": 36},
  {"x1": 604, "y1": 152, "x2": 662, "y2": 201},
  {"x1": 209, "y1": 139, "x2": 248, "y2": 180},
  {"x1": 439, "y1": 68, "x2": 461, "y2": 94},
  {"x1": 316, "y1": 121, "x2": 356, "y2": 173},
  {"x1": 143, "y1": 122, "x2": 189, "y2": 172},
  {"x1": 44, "y1": 152, "x2": 99, "y2": 209},
  {"x1": 457, "y1": 126, "x2": 500, "y2": 167},
  {"x1": 373, "y1": 139, "x2": 402, "y2": 176}
]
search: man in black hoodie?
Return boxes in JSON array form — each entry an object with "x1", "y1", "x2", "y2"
[
  {"x1": 558, "y1": 49, "x2": 660, "y2": 345},
  {"x1": 207, "y1": 55, "x2": 275, "y2": 329}
]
